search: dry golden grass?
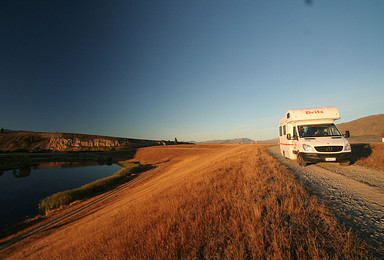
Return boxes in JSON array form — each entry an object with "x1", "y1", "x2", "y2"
[
  {"x1": 355, "y1": 143, "x2": 384, "y2": 171},
  {"x1": 2, "y1": 145, "x2": 369, "y2": 259}
]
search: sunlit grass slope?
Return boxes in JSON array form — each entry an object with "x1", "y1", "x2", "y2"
[{"x1": 4, "y1": 145, "x2": 368, "y2": 259}]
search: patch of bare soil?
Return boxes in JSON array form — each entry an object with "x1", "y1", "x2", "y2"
[{"x1": 268, "y1": 145, "x2": 384, "y2": 257}]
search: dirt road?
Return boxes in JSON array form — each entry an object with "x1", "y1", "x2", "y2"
[{"x1": 268, "y1": 146, "x2": 384, "y2": 256}]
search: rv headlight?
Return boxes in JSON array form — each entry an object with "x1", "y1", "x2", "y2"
[
  {"x1": 345, "y1": 142, "x2": 351, "y2": 151},
  {"x1": 302, "y1": 144, "x2": 314, "y2": 152}
]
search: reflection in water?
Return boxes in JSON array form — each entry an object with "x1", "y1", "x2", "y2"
[
  {"x1": 0, "y1": 161, "x2": 112, "y2": 179},
  {"x1": 13, "y1": 167, "x2": 32, "y2": 178},
  {"x1": 37, "y1": 161, "x2": 99, "y2": 169}
]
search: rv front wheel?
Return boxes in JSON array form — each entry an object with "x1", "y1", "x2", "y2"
[{"x1": 297, "y1": 154, "x2": 307, "y2": 167}]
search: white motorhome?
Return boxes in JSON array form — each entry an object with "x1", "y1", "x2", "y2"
[{"x1": 279, "y1": 107, "x2": 352, "y2": 166}]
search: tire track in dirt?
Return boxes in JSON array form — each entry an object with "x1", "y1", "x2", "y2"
[
  {"x1": 268, "y1": 146, "x2": 384, "y2": 257},
  {"x1": 0, "y1": 165, "x2": 158, "y2": 252}
]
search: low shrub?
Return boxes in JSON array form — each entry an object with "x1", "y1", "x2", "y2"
[
  {"x1": 11, "y1": 153, "x2": 35, "y2": 167},
  {"x1": 97, "y1": 156, "x2": 113, "y2": 165}
]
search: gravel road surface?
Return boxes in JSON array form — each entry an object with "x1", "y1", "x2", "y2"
[{"x1": 268, "y1": 146, "x2": 384, "y2": 257}]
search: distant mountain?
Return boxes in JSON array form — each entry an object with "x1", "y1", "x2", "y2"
[
  {"x1": 257, "y1": 138, "x2": 279, "y2": 144},
  {"x1": 337, "y1": 114, "x2": 384, "y2": 142},
  {"x1": 197, "y1": 138, "x2": 255, "y2": 144}
]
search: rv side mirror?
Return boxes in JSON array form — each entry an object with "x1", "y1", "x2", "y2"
[
  {"x1": 343, "y1": 130, "x2": 350, "y2": 138},
  {"x1": 286, "y1": 133, "x2": 292, "y2": 140}
]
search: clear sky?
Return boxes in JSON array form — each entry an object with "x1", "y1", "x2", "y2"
[{"x1": 1, "y1": 0, "x2": 383, "y2": 141}]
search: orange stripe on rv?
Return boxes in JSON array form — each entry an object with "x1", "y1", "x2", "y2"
[{"x1": 280, "y1": 143, "x2": 294, "y2": 146}]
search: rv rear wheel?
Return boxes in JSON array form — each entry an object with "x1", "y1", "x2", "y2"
[{"x1": 297, "y1": 154, "x2": 307, "y2": 167}]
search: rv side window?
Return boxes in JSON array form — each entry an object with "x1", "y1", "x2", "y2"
[
  {"x1": 283, "y1": 125, "x2": 286, "y2": 135},
  {"x1": 279, "y1": 126, "x2": 282, "y2": 136}
]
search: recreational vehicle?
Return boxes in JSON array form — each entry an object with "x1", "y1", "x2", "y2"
[{"x1": 279, "y1": 107, "x2": 352, "y2": 166}]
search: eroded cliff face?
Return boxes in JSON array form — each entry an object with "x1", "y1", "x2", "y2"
[
  {"x1": 47, "y1": 138, "x2": 121, "y2": 150},
  {"x1": 0, "y1": 132, "x2": 166, "y2": 152}
]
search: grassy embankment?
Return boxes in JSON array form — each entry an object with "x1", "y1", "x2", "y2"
[
  {"x1": 38, "y1": 161, "x2": 153, "y2": 213},
  {"x1": 355, "y1": 142, "x2": 384, "y2": 171},
  {"x1": 8, "y1": 144, "x2": 370, "y2": 259}
]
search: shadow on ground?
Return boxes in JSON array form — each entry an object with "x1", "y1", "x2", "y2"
[{"x1": 351, "y1": 143, "x2": 372, "y2": 164}]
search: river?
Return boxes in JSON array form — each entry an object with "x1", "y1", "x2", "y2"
[{"x1": 0, "y1": 162, "x2": 122, "y2": 234}]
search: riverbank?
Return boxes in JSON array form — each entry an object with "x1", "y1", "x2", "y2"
[
  {"x1": 0, "y1": 163, "x2": 123, "y2": 237},
  {"x1": 0, "y1": 159, "x2": 153, "y2": 237},
  {"x1": 38, "y1": 161, "x2": 153, "y2": 213}
]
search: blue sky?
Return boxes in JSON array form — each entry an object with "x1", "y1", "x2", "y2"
[{"x1": 1, "y1": 1, "x2": 383, "y2": 141}]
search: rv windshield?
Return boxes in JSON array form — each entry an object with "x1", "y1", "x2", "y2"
[{"x1": 298, "y1": 124, "x2": 341, "y2": 138}]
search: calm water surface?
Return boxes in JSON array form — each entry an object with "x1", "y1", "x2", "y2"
[{"x1": 0, "y1": 163, "x2": 121, "y2": 234}]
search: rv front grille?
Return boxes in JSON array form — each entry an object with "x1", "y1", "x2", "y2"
[{"x1": 315, "y1": 146, "x2": 343, "y2": 152}]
